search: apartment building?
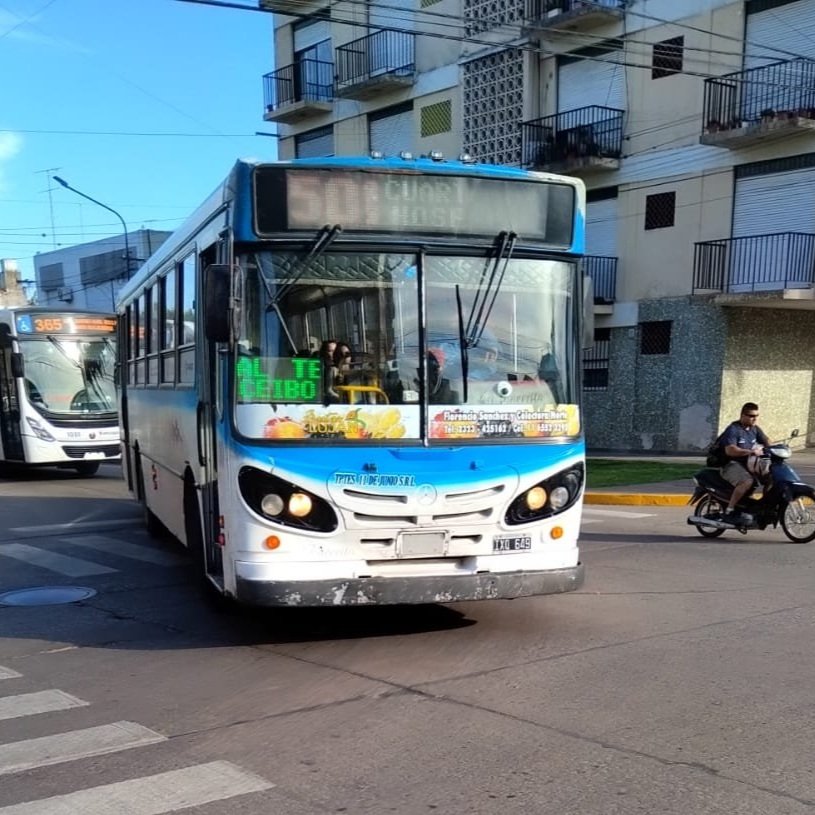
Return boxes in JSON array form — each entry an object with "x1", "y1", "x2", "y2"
[{"x1": 260, "y1": 0, "x2": 815, "y2": 452}]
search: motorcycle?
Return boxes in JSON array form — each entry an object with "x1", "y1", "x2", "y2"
[{"x1": 687, "y1": 430, "x2": 815, "y2": 543}]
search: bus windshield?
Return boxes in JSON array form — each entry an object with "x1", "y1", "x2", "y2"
[
  {"x1": 19, "y1": 335, "x2": 117, "y2": 416},
  {"x1": 234, "y1": 250, "x2": 580, "y2": 443}
]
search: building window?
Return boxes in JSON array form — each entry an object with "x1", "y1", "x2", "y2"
[
  {"x1": 652, "y1": 36, "x2": 684, "y2": 79},
  {"x1": 369, "y1": 102, "x2": 413, "y2": 156},
  {"x1": 583, "y1": 327, "x2": 610, "y2": 390},
  {"x1": 644, "y1": 191, "x2": 676, "y2": 230},
  {"x1": 421, "y1": 100, "x2": 452, "y2": 137},
  {"x1": 640, "y1": 321, "x2": 672, "y2": 355}
]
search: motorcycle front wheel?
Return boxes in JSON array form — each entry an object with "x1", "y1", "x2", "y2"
[
  {"x1": 781, "y1": 496, "x2": 815, "y2": 543},
  {"x1": 694, "y1": 495, "x2": 727, "y2": 538}
]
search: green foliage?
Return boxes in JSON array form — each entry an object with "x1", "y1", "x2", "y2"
[{"x1": 587, "y1": 459, "x2": 700, "y2": 488}]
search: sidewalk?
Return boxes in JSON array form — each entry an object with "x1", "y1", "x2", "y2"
[{"x1": 584, "y1": 449, "x2": 815, "y2": 506}]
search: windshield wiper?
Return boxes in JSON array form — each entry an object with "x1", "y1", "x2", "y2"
[
  {"x1": 464, "y1": 230, "x2": 517, "y2": 349},
  {"x1": 267, "y1": 223, "x2": 343, "y2": 309},
  {"x1": 455, "y1": 284, "x2": 469, "y2": 403},
  {"x1": 46, "y1": 336, "x2": 113, "y2": 409}
]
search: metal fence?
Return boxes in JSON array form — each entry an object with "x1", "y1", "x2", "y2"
[
  {"x1": 585, "y1": 256, "x2": 617, "y2": 303},
  {"x1": 702, "y1": 58, "x2": 815, "y2": 134},
  {"x1": 336, "y1": 30, "x2": 415, "y2": 90},
  {"x1": 693, "y1": 232, "x2": 815, "y2": 292},
  {"x1": 263, "y1": 59, "x2": 334, "y2": 111},
  {"x1": 522, "y1": 106, "x2": 624, "y2": 168}
]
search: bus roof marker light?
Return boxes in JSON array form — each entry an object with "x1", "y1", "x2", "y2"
[
  {"x1": 370, "y1": 150, "x2": 384, "y2": 159},
  {"x1": 429, "y1": 151, "x2": 444, "y2": 162},
  {"x1": 399, "y1": 151, "x2": 413, "y2": 160},
  {"x1": 459, "y1": 153, "x2": 476, "y2": 164}
]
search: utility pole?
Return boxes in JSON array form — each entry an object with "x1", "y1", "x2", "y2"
[{"x1": 36, "y1": 168, "x2": 61, "y2": 248}]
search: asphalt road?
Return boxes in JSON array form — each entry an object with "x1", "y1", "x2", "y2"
[{"x1": 1, "y1": 466, "x2": 815, "y2": 813}]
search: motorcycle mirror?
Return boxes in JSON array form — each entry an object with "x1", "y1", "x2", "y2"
[{"x1": 791, "y1": 428, "x2": 800, "y2": 438}]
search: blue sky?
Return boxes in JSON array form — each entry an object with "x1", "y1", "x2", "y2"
[{"x1": 0, "y1": 0, "x2": 276, "y2": 286}]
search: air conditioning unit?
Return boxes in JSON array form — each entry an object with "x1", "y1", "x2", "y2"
[{"x1": 57, "y1": 287, "x2": 73, "y2": 303}]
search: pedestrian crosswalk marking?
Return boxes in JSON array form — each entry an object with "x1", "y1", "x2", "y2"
[
  {"x1": 58, "y1": 535, "x2": 181, "y2": 567},
  {"x1": 0, "y1": 760, "x2": 274, "y2": 814},
  {"x1": 0, "y1": 667, "x2": 21, "y2": 681},
  {"x1": 583, "y1": 507, "x2": 656, "y2": 519},
  {"x1": 0, "y1": 721, "x2": 166, "y2": 776},
  {"x1": 0, "y1": 690, "x2": 88, "y2": 722},
  {"x1": 0, "y1": 544, "x2": 116, "y2": 577},
  {"x1": 8, "y1": 519, "x2": 141, "y2": 535}
]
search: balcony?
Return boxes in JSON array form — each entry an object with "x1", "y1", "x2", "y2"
[
  {"x1": 335, "y1": 30, "x2": 415, "y2": 100},
  {"x1": 524, "y1": 0, "x2": 625, "y2": 31},
  {"x1": 701, "y1": 58, "x2": 815, "y2": 149},
  {"x1": 693, "y1": 233, "x2": 815, "y2": 300},
  {"x1": 522, "y1": 106, "x2": 624, "y2": 174},
  {"x1": 263, "y1": 59, "x2": 334, "y2": 124},
  {"x1": 585, "y1": 256, "x2": 617, "y2": 312}
]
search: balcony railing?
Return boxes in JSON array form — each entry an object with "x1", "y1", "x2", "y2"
[
  {"x1": 522, "y1": 106, "x2": 624, "y2": 173},
  {"x1": 701, "y1": 58, "x2": 815, "y2": 148},
  {"x1": 263, "y1": 59, "x2": 334, "y2": 122},
  {"x1": 525, "y1": 0, "x2": 625, "y2": 29},
  {"x1": 585, "y1": 256, "x2": 617, "y2": 303},
  {"x1": 693, "y1": 233, "x2": 815, "y2": 293},
  {"x1": 335, "y1": 30, "x2": 415, "y2": 99}
]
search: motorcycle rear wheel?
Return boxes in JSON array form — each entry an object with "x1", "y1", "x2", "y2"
[
  {"x1": 781, "y1": 496, "x2": 815, "y2": 543},
  {"x1": 694, "y1": 495, "x2": 727, "y2": 538}
]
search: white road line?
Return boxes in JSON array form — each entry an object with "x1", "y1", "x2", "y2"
[
  {"x1": 0, "y1": 722, "x2": 166, "y2": 776},
  {"x1": 58, "y1": 536, "x2": 181, "y2": 567},
  {"x1": 0, "y1": 668, "x2": 22, "y2": 681},
  {"x1": 8, "y1": 519, "x2": 140, "y2": 534},
  {"x1": 0, "y1": 690, "x2": 88, "y2": 722},
  {"x1": 583, "y1": 507, "x2": 656, "y2": 519},
  {"x1": 0, "y1": 544, "x2": 116, "y2": 577},
  {"x1": 0, "y1": 760, "x2": 274, "y2": 814}
]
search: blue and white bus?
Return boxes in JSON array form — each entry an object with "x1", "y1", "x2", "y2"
[
  {"x1": 0, "y1": 307, "x2": 120, "y2": 475},
  {"x1": 116, "y1": 155, "x2": 590, "y2": 606}
]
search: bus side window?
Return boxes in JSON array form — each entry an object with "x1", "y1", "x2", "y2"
[{"x1": 178, "y1": 254, "x2": 196, "y2": 384}]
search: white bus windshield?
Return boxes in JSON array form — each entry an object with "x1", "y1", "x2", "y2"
[
  {"x1": 234, "y1": 250, "x2": 580, "y2": 442},
  {"x1": 19, "y1": 336, "x2": 117, "y2": 416}
]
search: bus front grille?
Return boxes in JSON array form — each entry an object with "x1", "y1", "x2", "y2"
[{"x1": 62, "y1": 445, "x2": 121, "y2": 459}]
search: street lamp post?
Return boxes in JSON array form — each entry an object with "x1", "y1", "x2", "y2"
[{"x1": 52, "y1": 176, "x2": 131, "y2": 309}]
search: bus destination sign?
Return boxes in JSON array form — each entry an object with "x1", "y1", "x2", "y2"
[
  {"x1": 254, "y1": 167, "x2": 575, "y2": 245},
  {"x1": 236, "y1": 356, "x2": 321, "y2": 404},
  {"x1": 15, "y1": 313, "x2": 117, "y2": 335}
]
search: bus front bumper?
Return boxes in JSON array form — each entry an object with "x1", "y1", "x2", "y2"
[{"x1": 234, "y1": 563, "x2": 584, "y2": 607}]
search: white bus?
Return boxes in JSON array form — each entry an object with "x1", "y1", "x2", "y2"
[
  {"x1": 0, "y1": 308, "x2": 120, "y2": 475},
  {"x1": 117, "y1": 156, "x2": 590, "y2": 606}
]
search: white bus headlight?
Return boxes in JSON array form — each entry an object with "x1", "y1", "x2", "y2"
[
  {"x1": 260, "y1": 494, "x2": 285, "y2": 517},
  {"x1": 25, "y1": 417, "x2": 55, "y2": 442},
  {"x1": 288, "y1": 492, "x2": 312, "y2": 518},
  {"x1": 549, "y1": 486, "x2": 570, "y2": 509}
]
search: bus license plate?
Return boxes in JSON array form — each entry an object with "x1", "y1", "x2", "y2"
[
  {"x1": 493, "y1": 535, "x2": 532, "y2": 552},
  {"x1": 398, "y1": 532, "x2": 447, "y2": 558}
]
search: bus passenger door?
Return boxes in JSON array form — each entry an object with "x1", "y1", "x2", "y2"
[
  {"x1": 197, "y1": 249, "x2": 227, "y2": 586},
  {"x1": 0, "y1": 343, "x2": 24, "y2": 461}
]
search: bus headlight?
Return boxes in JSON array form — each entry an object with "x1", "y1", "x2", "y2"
[
  {"x1": 260, "y1": 494, "x2": 285, "y2": 517},
  {"x1": 525, "y1": 486, "x2": 547, "y2": 511},
  {"x1": 288, "y1": 492, "x2": 312, "y2": 518},
  {"x1": 25, "y1": 417, "x2": 55, "y2": 442},
  {"x1": 239, "y1": 467, "x2": 338, "y2": 532},
  {"x1": 504, "y1": 463, "x2": 584, "y2": 526}
]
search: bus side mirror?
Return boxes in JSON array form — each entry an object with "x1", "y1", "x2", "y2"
[
  {"x1": 582, "y1": 275, "x2": 595, "y2": 350},
  {"x1": 204, "y1": 264, "x2": 231, "y2": 343},
  {"x1": 10, "y1": 352, "x2": 24, "y2": 379}
]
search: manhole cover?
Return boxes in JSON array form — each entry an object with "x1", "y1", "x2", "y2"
[{"x1": 0, "y1": 586, "x2": 97, "y2": 607}]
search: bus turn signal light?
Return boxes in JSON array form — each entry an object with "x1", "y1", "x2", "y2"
[
  {"x1": 550, "y1": 526, "x2": 564, "y2": 540},
  {"x1": 264, "y1": 535, "x2": 281, "y2": 550}
]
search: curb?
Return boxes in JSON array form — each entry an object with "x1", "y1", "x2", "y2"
[{"x1": 585, "y1": 492, "x2": 692, "y2": 507}]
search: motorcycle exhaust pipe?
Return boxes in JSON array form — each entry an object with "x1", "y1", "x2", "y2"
[{"x1": 687, "y1": 515, "x2": 737, "y2": 530}]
